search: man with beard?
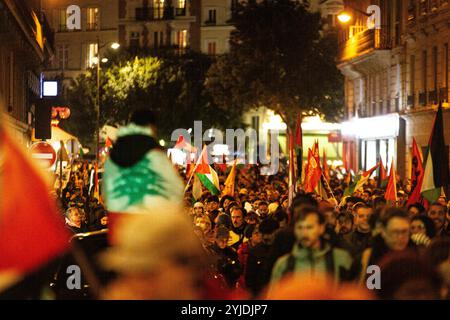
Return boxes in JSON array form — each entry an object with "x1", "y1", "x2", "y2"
[
  {"x1": 270, "y1": 207, "x2": 353, "y2": 287},
  {"x1": 349, "y1": 204, "x2": 374, "y2": 257},
  {"x1": 427, "y1": 203, "x2": 450, "y2": 239},
  {"x1": 228, "y1": 207, "x2": 247, "y2": 249}
]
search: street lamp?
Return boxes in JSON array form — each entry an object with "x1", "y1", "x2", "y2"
[
  {"x1": 337, "y1": 11, "x2": 352, "y2": 24},
  {"x1": 95, "y1": 38, "x2": 120, "y2": 164}
]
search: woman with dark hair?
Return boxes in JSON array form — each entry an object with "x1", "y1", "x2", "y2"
[
  {"x1": 410, "y1": 215, "x2": 436, "y2": 247},
  {"x1": 407, "y1": 202, "x2": 426, "y2": 218}
]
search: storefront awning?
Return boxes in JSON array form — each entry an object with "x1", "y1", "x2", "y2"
[{"x1": 341, "y1": 113, "x2": 400, "y2": 139}]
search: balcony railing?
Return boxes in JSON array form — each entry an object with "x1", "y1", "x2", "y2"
[
  {"x1": 339, "y1": 28, "x2": 391, "y2": 62},
  {"x1": 419, "y1": 91, "x2": 427, "y2": 106},
  {"x1": 86, "y1": 22, "x2": 99, "y2": 31},
  {"x1": 175, "y1": 7, "x2": 186, "y2": 16},
  {"x1": 429, "y1": 90, "x2": 438, "y2": 104},
  {"x1": 134, "y1": 6, "x2": 188, "y2": 21},
  {"x1": 407, "y1": 94, "x2": 415, "y2": 107},
  {"x1": 440, "y1": 87, "x2": 448, "y2": 102}
]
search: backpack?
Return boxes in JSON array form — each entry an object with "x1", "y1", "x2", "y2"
[{"x1": 282, "y1": 248, "x2": 335, "y2": 278}]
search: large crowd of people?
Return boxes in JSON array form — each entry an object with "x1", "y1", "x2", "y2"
[
  {"x1": 52, "y1": 110, "x2": 450, "y2": 300},
  {"x1": 179, "y1": 163, "x2": 450, "y2": 299}
]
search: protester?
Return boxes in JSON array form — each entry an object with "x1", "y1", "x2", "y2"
[
  {"x1": 65, "y1": 207, "x2": 89, "y2": 234},
  {"x1": 427, "y1": 203, "x2": 449, "y2": 238},
  {"x1": 270, "y1": 207, "x2": 353, "y2": 289},
  {"x1": 359, "y1": 208, "x2": 416, "y2": 283},
  {"x1": 245, "y1": 218, "x2": 279, "y2": 297},
  {"x1": 207, "y1": 227, "x2": 242, "y2": 289}
]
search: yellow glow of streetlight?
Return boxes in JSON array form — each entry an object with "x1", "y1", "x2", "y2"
[
  {"x1": 111, "y1": 42, "x2": 120, "y2": 50},
  {"x1": 337, "y1": 12, "x2": 352, "y2": 23},
  {"x1": 101, "y1": 58, "x2": 109, "y2": 63}
]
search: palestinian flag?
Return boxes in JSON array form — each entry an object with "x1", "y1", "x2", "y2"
[
  {"x1": 407, "y1": 138, "x2": 424, "y2": 206},
  {"x1": 345, "y1": 163, "x2": 379, "y2": 196},
  {"x1": 194, "y1": 146, "x2": 220, "y2": 195},
  {"x1": 421, "y1": 103, "x2": 450, "y2": 203}
]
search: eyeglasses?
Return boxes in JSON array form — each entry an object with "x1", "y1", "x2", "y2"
[{"x1": 386, "y1": 228, "x2": 410, "y2": 237}]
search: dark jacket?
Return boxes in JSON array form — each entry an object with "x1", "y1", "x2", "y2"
[
  {"x1": 245, "y1": 243, "x2": 272, "y2": 296},
  {"x1": 208, "y1": 244, "x2": 242, "y2": 289},
  {"x1": 65, "y1": 223, "x2": 89, "y2": 234}
]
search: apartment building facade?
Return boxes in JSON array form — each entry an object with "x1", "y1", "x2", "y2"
[
  {"x1": 0, "y1": 0, "x2": 54, "y2": 144},
  {"x1": 117, "y1": 0, "x2": 195, "y2": 54},
  {"x1": 338, "y1": 0, "x2": 450, "y2": 179},
  {"x1": 42, "y1": 0, "x2": 119, "y2": 90}
]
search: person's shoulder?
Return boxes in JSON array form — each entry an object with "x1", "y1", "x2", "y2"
[{"x1": 331, "y1": 245, "x2": 354, "y2": 266}]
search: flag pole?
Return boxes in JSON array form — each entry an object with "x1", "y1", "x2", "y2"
[
  {"x1": 321, "y1": 172, "x2": 336, "y2": 200},
  {"x1": 184, "y1": 146, "x2": 205, "y2": 193}
]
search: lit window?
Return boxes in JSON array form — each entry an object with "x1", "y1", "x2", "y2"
[
  {"x1": 154, "y1": 0, "x2": 165, "y2": 19},
  {"x1": 59, "y1": 9, "x2": 67, "y2": 31},
  {"x1": 87, "y1": 7, "x2": 99, "y2": 30},
  {"x1": 177, "y1": 30, "x2": 187, "y2": 48},
  {"x1": 207, "y1": 41, "x2": 216, "y2": 55},
  {"x1": 86, "y1": 43, "x2": 98, "y2": 68}
]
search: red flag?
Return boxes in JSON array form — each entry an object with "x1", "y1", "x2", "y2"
[
  {"x1": 407, "y1": 138, "x2": 424, "y2": 206},
  {"x1": 385, "y1": 158, "x2": 397, "y2": 203},
  {"x1": 174, "y1": 135, "x2": 196, "y2": 153},
  {"x1": 379, "y1": 158, "x2": 387, "y2": 180},
  {"x1": 344, "y1": 171, "x2": 351, "y2": 185},
  {"x1": 377, "y1": 158, "x2": 387, "y2": 188},
  {"x1": 323, "y1": 150, "x2": 330, "y2": 182},
  {"x1": 0, "y1": 129, "x2": 70, "y2": 285},
  {"x1": 304, "y1": 146, "x2": 322, "y2": 193},
  {"x1": 194, "y1": 145, "x2": 210, "y2": 174},
  {"x1": 217, "y1": 154, "x2": 227, "y2": 173}
]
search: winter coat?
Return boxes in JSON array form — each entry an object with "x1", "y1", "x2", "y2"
[{"x1": 270, "y1": 242, "x2": 353, "y2": 286}]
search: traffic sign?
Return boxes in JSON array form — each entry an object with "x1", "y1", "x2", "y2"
[{"x1": 30, "y1": 141, "x2": 57, "y2": 168}]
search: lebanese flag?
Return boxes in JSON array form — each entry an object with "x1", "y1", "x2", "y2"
[
  {"x1": 406, "y1": 138, "x2": 424, "y2": 206},
  {"x1": 385, "y1": 158, "x2": 397, "y2": 203},
  {"x1": 0, "y1": 129, "x2": 70, "y2": 291},
  {"x1": 195, "y1": 146, "x2": 220, "y2": 195},
  {"x1": 421, "y1": 103, "x2": 450, "y2": 203}
]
